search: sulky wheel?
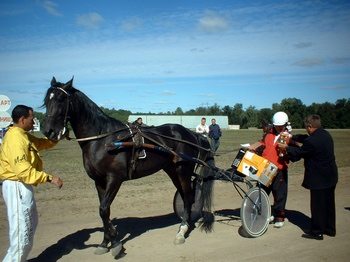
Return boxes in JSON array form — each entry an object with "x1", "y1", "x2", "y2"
[{"x1": 240, "y1": 186, "x2": 271, "y2": 237}]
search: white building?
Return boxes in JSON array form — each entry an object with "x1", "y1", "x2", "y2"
[{"x1": 128, "y1": 115, "x2": 229, "y2": 130}]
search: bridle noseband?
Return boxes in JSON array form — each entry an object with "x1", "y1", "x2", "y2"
[{"x1": 48, "y1": 87, "x2": 71, "y2": 140}]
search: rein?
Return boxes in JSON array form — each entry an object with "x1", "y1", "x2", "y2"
[
  {"x1": 67, "y1": 127, "x2": 130, "y2": 142},
  {"x1": 51, "y1": 87, "x2": 211, "y2": 153},
  {"x1": 138, "y1": 132, "x2": 213, "y2": 169},
  {"x1": 141, "y1": 130, "x2": 212, "y2": 152}
]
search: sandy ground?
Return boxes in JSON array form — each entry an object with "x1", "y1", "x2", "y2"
[{"x1": 1, "y1": 161, "x2": 350, "y2": 261}]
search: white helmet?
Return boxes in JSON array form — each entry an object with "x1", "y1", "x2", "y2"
[{"x1": 273, "y1": 111, "x2": 289, "y2": 126}]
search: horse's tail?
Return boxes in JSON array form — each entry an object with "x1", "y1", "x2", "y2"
[{"x1": 197, "y1": 156, "x2": 216, "y2": 233}]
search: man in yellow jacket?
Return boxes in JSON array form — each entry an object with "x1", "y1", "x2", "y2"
[{"x1": 0, "y1": 105, "x2": 63, "y2": 262}]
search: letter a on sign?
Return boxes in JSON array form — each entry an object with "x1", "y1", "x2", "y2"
[{"x1": 0, "y1": 95, "x2": 11, "y2": 112}]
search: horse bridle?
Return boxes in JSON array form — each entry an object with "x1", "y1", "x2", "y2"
[
  {"x1": 50, "y1": 86, "x2": 130, "y2": 142},
  {"x1": 49, "y1": 87, "x2": 71, "y2": 140}
]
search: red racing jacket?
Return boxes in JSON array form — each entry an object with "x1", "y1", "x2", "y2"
[{"x1": 260, "y1": 133, "x2": 289, "y2": 171}]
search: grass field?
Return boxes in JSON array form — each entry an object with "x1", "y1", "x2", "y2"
[
  {"x1": 2, "y1": 129, "x2": 348, "y2": 188},
  {"x1": 37, "y1": 128, "x2": 349, "y2": 188}
]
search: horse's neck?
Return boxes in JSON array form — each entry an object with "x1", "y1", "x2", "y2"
[{"x1": 70, "y1": 96, "x2": 123, "y2": 139}]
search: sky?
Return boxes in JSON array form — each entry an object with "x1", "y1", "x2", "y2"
[{"x1": 0, "y1": 0, "x2": 350, "y2": 115}]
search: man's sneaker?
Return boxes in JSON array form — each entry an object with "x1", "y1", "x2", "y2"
[
  {"x1": 274, "y1": 221, "x2": 285, "y2": 228},
  {"x1": 269, "y1": 215, "x2": 274, "y2": 224}
]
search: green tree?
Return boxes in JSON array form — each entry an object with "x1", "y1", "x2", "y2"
[
  {"x1": 258, "y1": 108, "x2": 273, "y2": 127},
  {"x1": 231, "y1": 103, "x2": 243, "y2": 125},
  {"x1": 222, "y1": 105, "x2": 233, "y2": 124},
  {"x1": 195, "y1": 106, "x2": 208, "y2": 116},
  {"x1": 208, "y1": 103, "x2": 221, "y2": 115},
  {"x1": 315, "y1": 102, "x2": 337, "y2": 128},
  {"x1": 185, "y1": 109, "x2": 196, "y2": 115},
  {"x1": 241, "y1": 106, "x2": 258, "y2": 128},
  {"x1": 174, "y1": 107, "x2": 184, "y2": 115},
  {"x1": 335, "y1": 99, "x2": 350, "y2": 128},
  {"x1": 279, "y1": 98, "x2": 306, "y2": 128}
]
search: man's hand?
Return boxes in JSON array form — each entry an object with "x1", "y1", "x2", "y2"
[
  {"x1": 278, "y1": 142, "x2": 288, "y2": 150},
  {"x1": 51, "y1": 176, "x2": 63, "y2": 189}
]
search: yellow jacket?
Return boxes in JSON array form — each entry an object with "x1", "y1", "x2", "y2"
[{"x1": 0, "y1": 126, "x2": 57, "y2": 186}]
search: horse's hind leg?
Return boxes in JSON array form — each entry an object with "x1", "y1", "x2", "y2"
[{"x1": 169, "y1": 163, "x2": 194, "y2": 245}]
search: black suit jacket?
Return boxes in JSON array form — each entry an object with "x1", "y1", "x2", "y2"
[{"x1": 286, "y1": 128, "x2": 338, "y2": 190}]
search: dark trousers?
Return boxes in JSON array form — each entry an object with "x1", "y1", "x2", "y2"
[
  {"x1": 310, "y1": 185, "x2": 336, "y2": 235},
  {"x1": 210, "y1": 139, "x2": 220, "y2": 152},
  {"x1": 263, "y1": 169, "x2": 288, "y2": 221}
]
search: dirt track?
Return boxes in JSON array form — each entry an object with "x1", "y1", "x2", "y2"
[
  {"x1": 1, "y1": 165, "x2": 350, "y2": 262},
  {"x1": 1, "y1": 130, "x2": 350, "y2": 262}
]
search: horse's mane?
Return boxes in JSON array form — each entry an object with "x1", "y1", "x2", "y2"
[{"x1": 43, "y1": 84, "x2": 124, "y2": 130}]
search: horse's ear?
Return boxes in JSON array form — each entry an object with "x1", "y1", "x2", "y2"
[
  {"x1": 51, "y1": 77, "x2": 56, "y2": 86},
  {"x1": 64, "y1": 76, "x2": 74, "y2": 90}
]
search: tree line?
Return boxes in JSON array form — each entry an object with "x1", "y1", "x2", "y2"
[{"x1": 34, "y1": 97, "x2": 350, "y2": 129}]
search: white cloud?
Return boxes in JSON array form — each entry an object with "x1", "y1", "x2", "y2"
[
  {"x1": 76, "y1": 12, "x2": 105, "y2": 30},
  {"x1": 120, "y1": 16, "x2": 143, "y2": 32},
  {"x1": 292, "y1": 58, "x2": 324, "y2": 67},
  {"x1": 197, "y1": 10, "x2": 229, "y2": 33},
  {"x1": 160, "y1": 90, "x2": 176, "y2": 96},
  {"x1": 41, "y1": 1, "x2": 62, "y2": 17}
]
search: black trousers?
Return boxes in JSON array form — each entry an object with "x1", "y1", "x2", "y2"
[
  {"x1": 310, "y1": 185, "x2": 336, "y2": 235},
  {"x1": 263, "y1": 169, "x2": 288, "y2": 221}
]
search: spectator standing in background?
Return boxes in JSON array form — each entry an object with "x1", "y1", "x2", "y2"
[
  {"x1": 209, "y1": 118, "x2": 222, "y2": 152},
  {"x1": 196, "y1": 117, "x2": 209, "y2": 137},
  {"x1": 134, "y1": 117, "x2": 144, "y2": 126}
]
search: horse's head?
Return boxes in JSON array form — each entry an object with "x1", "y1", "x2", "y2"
[{"x1": 42, "y1": 77, "x2": 73, "y2": 141}]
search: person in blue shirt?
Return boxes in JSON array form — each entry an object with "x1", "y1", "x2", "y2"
[{"x1": 208, "y1": 118, "x2": 222, "y2": 152}]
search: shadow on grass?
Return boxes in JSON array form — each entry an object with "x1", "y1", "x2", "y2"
[{"x1": 28, "y1": 213, "x2": 179, "y2": 262}]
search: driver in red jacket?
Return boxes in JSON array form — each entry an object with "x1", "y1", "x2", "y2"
[{"x1": 250, "y1": 111, "x2": 292, "y2": 228}]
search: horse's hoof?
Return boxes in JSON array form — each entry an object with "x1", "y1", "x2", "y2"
[
  {"x1": 111, "y1": 242, "x2": 123, "y2": 257},
  {"x1": 94, "y1": 246, "x2": 109, "y2": 255},
  {"x1": 174, "y1": 236, "x2": 185, "y2": 245}
]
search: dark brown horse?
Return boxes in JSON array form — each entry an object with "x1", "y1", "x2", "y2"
[{"x1": 42, "y1": 77, "x2": 215, "y2": 257}]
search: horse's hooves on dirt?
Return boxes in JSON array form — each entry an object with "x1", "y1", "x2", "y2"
[
  {"x1": 111, "y1": 242, "x2": 123, "y2": 257},
  {"x1": 94, "y1": 246, "x2": 109, "y2": 255},
  {"x1": 174, "y1": 237, "x2": 185, "y2": 245}
]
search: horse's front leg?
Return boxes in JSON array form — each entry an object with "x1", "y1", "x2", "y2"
[
  {"x1": 93, "y1": 183, "x2": 122, "y2": 257},
  {"x1": 94, "y1": 202, "x2": 122, "y2": 256}
]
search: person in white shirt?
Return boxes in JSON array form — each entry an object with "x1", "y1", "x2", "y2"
[{"x1": 196, "y1": 117, "x2": 209, "y2": 137}]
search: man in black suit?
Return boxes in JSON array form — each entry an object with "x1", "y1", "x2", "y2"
[{"x1": 278, "y1": 115, "x2": 338, "y2": 240}]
